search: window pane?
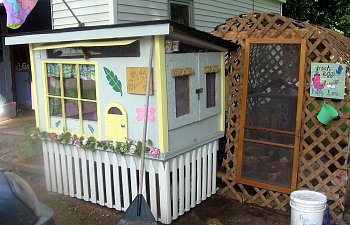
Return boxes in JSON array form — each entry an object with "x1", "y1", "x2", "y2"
[
  {"x1": 47, "y1": 77, "x2": 61, "y2": 96},
  {"x1": 108, "y1": 107, "x2": 122, "y2": 115},
  {"x1": 170, "y1": 2, "x2": 190, "y2": 25},
  {"x1": 175, "y1": 76, "x2": 189, "y2": 117},
  {"x1": 64, "y1": 77, "x2": 78, "y2": 98},
  {"x1": 80, "y1": 65, "x2": 96, "y2": 100},
  {"x1": 206, "y1": 73, "x2": 216, "y2": 108},
  {"x1": 65, "y1": 99, "x2": 79, "y2": 119},
  {"x1": 81, "y1": 80, "x2": 96, "y2": 100},
  {"x1": 49, "y1": 97, "x2": 62, "y2": 116},
  {"x1": 65, "y1": 99, "x2": 80, "y2": 133},
  {"x1": 82, "y1": 101, "x2": 97, "y2": 121}
]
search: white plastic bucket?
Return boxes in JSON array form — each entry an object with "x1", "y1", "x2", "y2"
[{"x1": 290, "y1": 190, "x2": 327, "y2": 225}]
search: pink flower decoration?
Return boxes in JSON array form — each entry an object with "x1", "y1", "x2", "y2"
[
  {"x1": 17, "y1": 0, "x2": 38, "y2": 11},
  {"x1": 73, "y1": 139, "x2": 82, "y2": 148},
  {"x1": 50, "y1": 133, "x2": 58, "y2": 142},
  {"x1": 30, "y1": 133, "x2": 37, "y2": 140},
  {"x1": 150, "y1": 148, "x2": 160, "y2": 158},
  {"x1": 136, "y1": 106, "x2": 156, "y2": 122}
]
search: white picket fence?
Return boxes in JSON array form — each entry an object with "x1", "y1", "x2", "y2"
[{"x1": 42, "y1": 140, "x2": 218, "y2": 224}]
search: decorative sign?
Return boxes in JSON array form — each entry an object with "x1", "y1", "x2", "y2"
[
  {"x1": 203, "y1": 65, "x2": 220, "y2": 73},
  {"x1": 126, "y1": 67, "x2": 153, "y2": 95},
  {"x1": 310, "y1": 63, "x2": 346, "y2": 99},
  {"x1": 172, "y1": 67, "x2": 194, "y2": 77}
]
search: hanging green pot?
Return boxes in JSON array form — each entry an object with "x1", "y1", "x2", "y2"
[{"x1": 317, "y1": 102, "x2": 338, "y2": 125}]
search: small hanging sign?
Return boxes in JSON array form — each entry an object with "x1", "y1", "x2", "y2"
[
  {"x1": 310, "y1": 62, "x2": 346, "y2": 99},
  {"x1": 203, "y1": 65, "x2": 220, "y2": 73},
  {"x1": 172, "y1": 67, "x2": 194, "y2": 77},
  {"x1": 126, "y1": 67, "x2": 153, "y2": 95}
]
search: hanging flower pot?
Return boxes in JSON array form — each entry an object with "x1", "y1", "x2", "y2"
[{"x1": 317, "y1": 102, "x2": 338, "y2": 125}]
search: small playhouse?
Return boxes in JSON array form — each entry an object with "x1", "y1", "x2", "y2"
[
  {"x1": 5, "y1": 21, "x2": 237, "y2": 224},
  {"x1": 212, "y1": 13, "x2": 350, "y2": 222}
]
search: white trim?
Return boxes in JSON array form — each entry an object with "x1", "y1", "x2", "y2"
[
  {"x1": 109, "y1": 0, "x2": 118, "y2": 24},
  {"x1": 33, "y1": 39, "x2": 137, "y2": 50},
  {"x1": 5, "y1": 23, "x2": 170, "y2": 45}
]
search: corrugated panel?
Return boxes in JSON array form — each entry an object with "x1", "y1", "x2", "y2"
[
  {"x1": 117, "y1": 0, "x2": 168, "y2": 24},
  {"x1": 52, "y1": 0, "x2": 110, "y2": 29}
]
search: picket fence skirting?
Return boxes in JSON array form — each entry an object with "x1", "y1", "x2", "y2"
[{"x1": 42, "y1": 140, "x2": 218, "y2": 224}]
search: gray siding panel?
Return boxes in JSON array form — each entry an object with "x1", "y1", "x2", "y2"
[
  {"x1": 117, "y1": 0, "x2": 168, "y2": 24},
  {"x1": 194, "y1": 0, "x2": 281, "y2": 32},
  {"x1": 52, "y1": 0, "x2": 110, "y2": 29}
]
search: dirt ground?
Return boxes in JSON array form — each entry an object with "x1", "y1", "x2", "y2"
[
  {"x1": 0, "y1": 109, "x2": 291, "y2": 225},
  {"x1": 20, "y1": 171, "x2": 290, "y2": 225}
]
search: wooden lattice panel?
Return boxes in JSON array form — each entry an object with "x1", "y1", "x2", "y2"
[{"x1": 213, "y1": 12, "x2": 350, "y2": 222}]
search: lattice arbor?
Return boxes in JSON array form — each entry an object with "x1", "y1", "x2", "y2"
[{"x1": 212, "y1": 12, "x2": 350, "y2": 221}]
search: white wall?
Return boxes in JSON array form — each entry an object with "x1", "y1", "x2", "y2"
[{"x1": 51, "y1": 0, "x2": 282, "y2": 33}]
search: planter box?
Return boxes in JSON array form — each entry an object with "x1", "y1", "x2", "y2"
[
  {"x1": 0, "y1": 102, "x2": 16, "y2": 122},
  {"x1": 42, "y1": 140, "x2": 218, "y2": 224}
]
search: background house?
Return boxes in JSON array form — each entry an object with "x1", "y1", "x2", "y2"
[
  {"x1": 51, "y1": 0, "x2": 285, "y2": 32},
  {"x1": 0, "y1": 0, "x2": 51, "y2": 121}
]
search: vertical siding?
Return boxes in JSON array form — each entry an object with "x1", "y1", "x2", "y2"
[
  {"x1": 51, "y1": 0, "x2": 110, "y2": 29},
  {"x1": 117, "y1": 0, "x2": 168, "y2": 24},
  {"x1": 194, "y1": 0, "x2": 282, "y2": 32}
]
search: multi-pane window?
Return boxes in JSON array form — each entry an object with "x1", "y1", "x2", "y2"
[
  {"x1": 46, "y1": 63, "x2": 98, "y2": 136},
  {"x1": 169, "y1": 0, "x2": 192, "y2": 26},
  {"x1": 175, "y1": 75, "x2": 189, "y2": 117}
]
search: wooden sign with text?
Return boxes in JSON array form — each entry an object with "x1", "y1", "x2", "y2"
[
  {"x1": 310, "y1": 62, "x2": 346, "y2": 99},
  {"x1": 126, "y1": 67, "x2": 153, "y2": 95}
]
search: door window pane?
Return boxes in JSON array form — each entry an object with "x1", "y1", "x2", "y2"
[
  {"x1": 175, "y1": 75, "x2": 189, "y2": 117},
  {"x1": 206, "y1": 72, "x2": 216, "y2": 108}
]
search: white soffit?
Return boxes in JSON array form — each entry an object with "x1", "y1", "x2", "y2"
[
  {"x1": 5, "y1": 23, "x2": 170, "y2": 46},
  {"x1": 33, "y1": 39, "x2": 137, "y2": 50}
]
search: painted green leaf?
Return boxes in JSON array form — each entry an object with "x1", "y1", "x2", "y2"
[
  {"x1": 88, "y1": 124, "x2": 94, "y2": 133},
  {"x1": 55, "y1": 120, "x2": 61, "y2": 128},
  {"x1": 104, "y1": 67, "x2": 123, "y2": 96}
]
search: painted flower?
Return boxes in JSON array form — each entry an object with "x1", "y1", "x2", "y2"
[
  {"x1": 150, "y1": 148, "x2": 160, "y2": 158},
  {"x1": 17, "y1": 0, "x2": 38, "y2": 11},
  {"x1": 73, "y1": 139, "x2": 82, "y2": 148},
  {"x1": 50, "y1": 132, "x2": 58, "y2": 142},
  {"x1": 82, "y1": 137, "x2": 88, "y2": 146}
]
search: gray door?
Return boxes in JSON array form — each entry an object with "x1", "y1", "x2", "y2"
[{"x1": 0, "y1": 16, "x2": 12, "y2": 104}]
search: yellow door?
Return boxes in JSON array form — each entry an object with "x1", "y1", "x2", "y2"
[{"x1": 105, "y1": 103, "x2": 127, "y2": 142}]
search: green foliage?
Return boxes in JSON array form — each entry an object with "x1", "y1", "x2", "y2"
[
  {"x1": 58, "y1": 132, "x2": 72, "y2": 144},
  {"x1": 16, "y1": 121, "x2": 42, "y2": 162},
  {"x1": 103, "y1": 67, "x2": 123, "y2": 96},
  {"x1": 283, "y1": 0, "x2": 350, "y2": 37}
]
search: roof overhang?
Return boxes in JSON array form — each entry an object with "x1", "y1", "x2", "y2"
[{"x1": 5, "y1": 20, "x2": 238, "y2": 51}]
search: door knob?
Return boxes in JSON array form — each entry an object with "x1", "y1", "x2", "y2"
[{"x1": 121, "y1": 124, "x2": 125, "y2": 127}]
